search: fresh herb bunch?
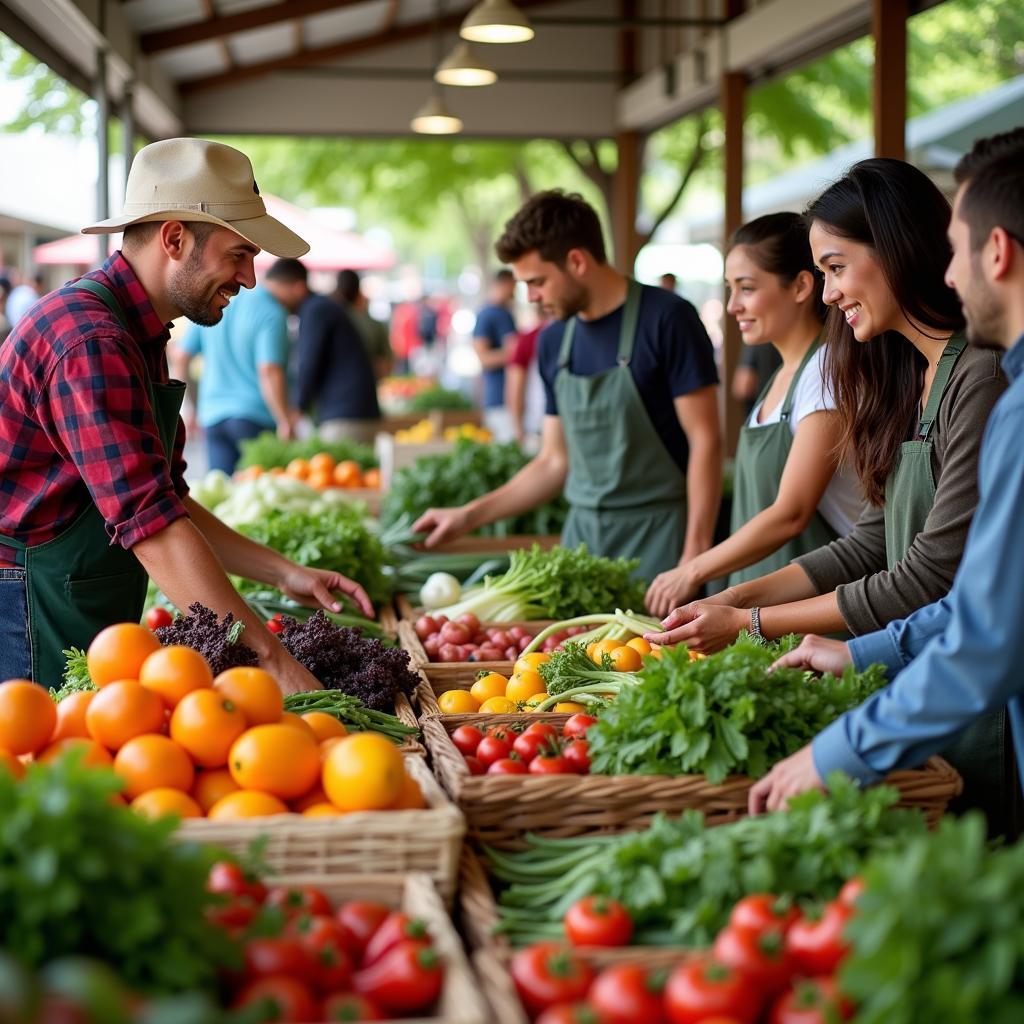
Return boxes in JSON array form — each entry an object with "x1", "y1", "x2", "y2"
[
  {"x1": 381, "y1": 439, "x2": 568, "y2": 537},
  {"x1": 154, "y1": 604, "x2": 259, "y2": 676},
  {"x1": 841, "y1": 813, "x2": 1024, "y2": 1024},
  {"x1": 277, "y1": 612, "x2": 419, "y2": 712},
  {"x1": 405, "y1": 385, "x2": 474, "y2": 412},
  {"x1": 535, "y1": 641, "x2": 642, "y2": 710},
  {"x1": 587, "y1": 635, "x2": 887, "y2": 782},
  {"x1": 55, "y1": 647, "x2": 95, "y2": 700},
  {"x1": 0, "y1": 753, "x2": 239, "y2": 993},
  {"x1": 488, "y1": 777, "x2": 926, "y2": 948},
  {"x1": 236, "y1": 431, "x2": 377, "y2": 470}
]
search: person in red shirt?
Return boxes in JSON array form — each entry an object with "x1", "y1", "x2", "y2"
[{"x1": 0, "y1": 138, "x2": 372, "y2": 691}]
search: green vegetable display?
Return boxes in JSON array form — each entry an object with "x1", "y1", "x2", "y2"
[
  {"x1": 587, "y1": 635, "x2": 888, "y2": 782},
  {"x1": 236, "y1": 431, "x2": 377, "y2": 470},
  {"x1": 282, "y1": 691, "x2": 418, "y2": 744},
  {"x1": 405, "y1": 385, "x2": 474, "y2": 412},
  {"x1": 487, "y1": 778, "x2": 926, "y2": 947},
  {"x1": 842, "y1": 813, "x2": 1024, "y2": 1024},
  {"x1": 380, "y1": 439, "x2": 568, "y2": 537}
]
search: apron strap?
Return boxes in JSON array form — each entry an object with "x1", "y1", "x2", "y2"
[
  {"x1": 557, "y1": 278, "x2": 642, "y2": 370},
  {"x1": 557, "y1": 316, "x2": 576, "y2": 369},
  {"x1": 917, "y1": 335, "x2": 967, "y2": 441},
  {"x1": 73, "y1": 278, "x2": 131, "y2": 332},
  {"x1": 779, "y1": 337, "x2": 823, "y2": 423}
]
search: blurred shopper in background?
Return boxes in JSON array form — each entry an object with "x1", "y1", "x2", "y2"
[
  {"x1": 473, "y1": 268, "x2": 519, "y2": 440},
  {"x1": 264, "y1": 258, "x2": 380, "y2": 444},
  {"x1": 173, "y1": 280, "x2": 297, "y2": 474},
  {"x1": 332, "y1": 268, "x2": 393, "y2": 380},
  {"x1": 506, "y1": 301, "x2": 549, "y2": 443},
  {"x1": 732, "y1": 340, "x2": 783, "y2": 415},
  {"x1": 0, "y1": 276, "x2": 12, "y2": 343},
  {"x1": 389, "y1": 300, "x2": 421, "y2": 375},
  {"x1": 659, "y1": 272, "x2": 678, "y2": 292},
  {"x1": 6, "y1": 270, "x2": 45, "y2": 327}
]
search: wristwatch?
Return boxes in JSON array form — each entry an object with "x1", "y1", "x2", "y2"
[{"x1": 749, "y1": 606, "x2": 765, "y2": 645}]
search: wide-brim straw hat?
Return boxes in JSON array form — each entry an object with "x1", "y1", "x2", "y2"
[{"x1": 82, "y1": 138, "x2": 309, "y2": 258}]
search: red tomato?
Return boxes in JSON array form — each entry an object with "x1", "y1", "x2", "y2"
[
  {"x1": 207, "y1": 861, "x2": 267, "y2": 904},
  {"x1": 266, "y1": 618, "x2": 284, "y2": 634},
  {"x1": 563, "y1": 740, "x2": 591, "y2": 774},
  {"x1": 535, "y1": 1004, "x2": 602, "y2": 1024},
  {"x1": 712, "y1": 925, "x2": 794, "y2": 997},
  {"x1": 524, "y1": 723, "x2": 559, "y2": 741},
  {"x1": 266, "y1": 885, "x2": 332, "y2": 919},
  {"x1": 663, "y1": 958, "x2": 764, "y2": 1024},
  {"x1": 729, "y1": 894, "x2": 800, "y2": 936},
  {"x1": 288, "y1": 916, "x2": 357, "y2": 991},
  {"x1": 486, "y1": 724, "x2": 515, "y2": 741},
  {"x1": 457, "y1": 613, "x2": 481, "y2": 634},
  {"x1": 414, "y1": 615, "x2": 438, "y2": 641},
  {"x1": 439, "y1": 622, "x2": 471, "y2": 646},
  {"x1": 513, "y1": 731, "x2": 548, "y2": 764},
  {"x1": 145, "y1": 607, "x2": 173, "y2": 631},
  {"x1": 232, "y1": 976, "x2": 318, "y2": 1022},
  {"x1": 785, "y1": 901, "x2": 853, "y2": 977},
  {"x1": 354, "y1": 940, "x2": 444, "y2": 1015},
  {"x1": 363, "y1": 912, "x2": 430, "y2": 966},
  {"x1": 321, "y1": 992, "x2": 386, "y2": 1021},
  {"x1": 464, "y1": 755, "x2": 485, "y2": 776},
  {"x1": 336, "y1": 901, "x2": 391, "y2": 960},
  {"x1": 451, "y1": 725, "x2": 484, "y2": 757},
  {"x1": 837, "y1": 877, "x2": 865, "y2": 909},
  {"x1": 564, "y1": 896, "x2": 633, "y2": 947},
  {"x1": 529, "y1": 754, "x2": 572, "y2": 774},
  {"x1": 476, "y1": 736, "x2": 513, "y2": 767},
  {"x1": 207, "y1": 895, "x2": 259, "y2": 931},
  {"x1": 562, "y1": 714, "x2": 598, "y2": 739},
  {"x1": 768, "y1": 977, "x2": 854, "y2": 1024},
  {"x1": 510, "y1": 943, "x2": 595, "y2": 1016},
  {"x1": 488, "y1": 757, "x2": 528, "y2": 775},
  {"x1": 589, "y1": 964, "x2": 667, "y2": 1024},
  {"x1": 243, "y1": 937, "x2": 312, "y2": 983}
]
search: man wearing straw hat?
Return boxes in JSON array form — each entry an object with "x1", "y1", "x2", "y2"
[{"x1": 0, "y1": 138, "x2": 373, "y2": 694}]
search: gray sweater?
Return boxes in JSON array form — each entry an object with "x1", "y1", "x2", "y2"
[{"x1": 794, "y1": 345, "x2": 1007, "y2": 635}]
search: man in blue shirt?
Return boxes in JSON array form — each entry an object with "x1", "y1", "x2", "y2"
[
  {"x1": 473, "y1": 268, "x2": 519, "y2": 440},
  {"x1": 173, "y1": 282, "x2": 296, "y2": 473},
  {"x1": 749, "y1": 129, "x2": 1024, "y2": 829}
]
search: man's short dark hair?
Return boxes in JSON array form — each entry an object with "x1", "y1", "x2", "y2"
[
  {"x1": 265, "y1": 258, "x2": 308, "y2": 285},
  {"x1": 335, "y1": 268, "x2": 360, "y2": 302},
  {"x1": 495, "y1": 190, "x2": 606, "y2": 266},
  {"x1": 954, "y1": 128, "x2": 1024, "y2": 252},
  {"x1": 122, "y1": 220, "x2": 218, "y2": 253}
]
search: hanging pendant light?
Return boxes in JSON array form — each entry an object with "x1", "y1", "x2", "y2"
[
  {"x1": 435, "y1": 41, "x2": 497, "y2": 86},
  {"x1": 411, "y1": 93, "x2": 464, "y2": 134},
  {"x1": 460, "y1": 0, "x2": 534, "y2": 43}
]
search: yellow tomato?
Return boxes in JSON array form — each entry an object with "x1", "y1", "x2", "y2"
[
  {"x1": 554, "y1": 701, "x2": 588, "y2": 713},
  {"x1": 438, "y1": 690, "x2": 480, "y2": 714},
  {"x1": 591, "y1": 639, "x2": 623, "y2": 665},
  {"x1": 470, "y1": 673, "x2": 508, "y2": 705},
  {"x1": 626, "y1": 637, "x2": 652, "y2": 656},
  {"x1": 513, "y1": 651, "x2": 550, "y2": 675},
  {"x1": 479, "y1": 696, "x2": 518, "y2": 714},
  {"x1": 609, "y1": 645, "x2": 643, "y2": 673},
  {"x1": 505, "y1": 670, "x2": 547, "y2": 704},
  {"x1": 521, "y1": 694, "x2": 548, "y2": 712}
]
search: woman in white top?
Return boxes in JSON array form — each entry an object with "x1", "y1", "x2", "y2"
[{"x1": 646, "y1": 213, "x2": 865, "y2": 617}]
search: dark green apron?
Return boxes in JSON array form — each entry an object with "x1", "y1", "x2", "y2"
[
  {"x1": 0, "y1": 279, "x2": 185, "y2": 688},
  {"x1": 728, "y1": 339, "x2": 837, "y2": 587},
  {"x1": 555, "y1": 280, "x2": 688, "y2": 584},
  {"x1": 884, "y1": 335, "x2": 1018, "y2": 835}
]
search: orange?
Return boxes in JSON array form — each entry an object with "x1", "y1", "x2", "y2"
[
  {"x1": 392, "y1": 773, "x2": 427, "y2": 810},
  {"x1": 320, "y1": 736, "x2": 346, "y2": 761},
  {"x1": 113, "y1": 734, "x2": 194, "y2": 800},
  {"x1": 626, "y1": 637, "x2": 652, "y2": 656},
  {"x1": 505, "y1": 670, "x2": 546, "y2": 704},
  {"x1": 363, "y1": 468, "x2": 381, "y2": 490},
  {"x1": 608, "y1": 646, "x2": 642, "y2": 673},
  {"x1": 85, "y1": 680, "x2": 165, "y2": 751},
  {"x1": 139, "y1": 646, "x2": 213, "y2": 708},
  {"x1": 470, "y1": 673, "x2": 507, "y2": 705},
  {"x1": 0, "y1": 748, "x2": 24, "y2": 780},
  {"x1": 50, "y1": 690, "x2": 95, "y2": 742},
  {"x1": 333, "y1": 460, "x2": 362, "y2": 488},
  {"x1": 280, "y1": 712, "x2": 317, "y2": 738},
  {"x1": 229, "y1": 724, "x2": 321, "y2": 800},
  {"x1": 301, "y1": 712, "x2": 348, "y2": 743},
  {"x1": 86, "y1": 623, "x2": 161, "y2": 687},
  {"x1": 437, "y1": 690, "x2": 479, "y2": 715},
  {"x1": 170, "y1": 689, "x2": 248, "y2": 768},
  {"x1": 207, "y1": 790, "x2": 289, "y2": 821},
  {"x1": 213, "y1": 668, "x2": 283, "y2": 726},
  {"x1": 323, "y1": 733, "x2": 405, "y2": 812},
  {"x1": 554, "y1": 701, "x2": 588, "y2": 713},
  {"x1": 308, "y1": 452, "x2": 336, "y2": 475},
  {"x1": 131, "y1": 788, "x2": 202, "y2": 820},
  {"x1": 591, "y1": 639, "x2": 623, "y2": 666},
  {"x1": 38, "y1": 737, "x2": 113, "y2": 769},
  {"x1": 307, "y1": 469, "x2": 334, "y2": 491},
  {"x1": 292, "y1": 783, "x2": 329, "y2": 812},
  {"x1": 479, "y1": 696, "x2": 518, "y2": 714},
  {"x1": 303, "y1": 803, "x2": 348, "y2": 818},
  {"x1": 0, "y1": 680, "x2": 57, "y2": 756},
  {"x1": 285, "y1": 458, "x2": 310, "y2": 480},
  {"x1": 513, "y1": 652, "x2": 550, "y2": 675},
  {"x1": 192, "y1": 768, "x2": 241, "y2": 814}
]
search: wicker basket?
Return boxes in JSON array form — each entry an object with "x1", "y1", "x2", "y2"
[
  {"x1": 423, "y1": 713, "x2": 963, "y2": 849},
  {"x1": 393, "y1": 689, "x2": 425, "y2": 754},
  {"x1": 377, "y1": 601, "x2": 399, "y2": 638},
  {"x1": 266, "y1": 871, "x2": 486, "y2": 1024},
  {"x1": 177, "y1": 754, "x2": 465, "y2": 901}
]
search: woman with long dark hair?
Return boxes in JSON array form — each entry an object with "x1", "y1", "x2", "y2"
[{"x1": 646, "y1": 212, "x2": 864, "y2": 616}]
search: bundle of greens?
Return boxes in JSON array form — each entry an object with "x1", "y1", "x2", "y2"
[
  {"x1": 283, "y1": 690, "x2": 418, "y2": 745},
  {"x1": 535, "y1": 641, "x2": 642, "y2": 710},
  {"x1": 236, "y1": 431, "x2": 376, "y2": 471},
  {"x1": 587, "y1": 635, "x2": 888, "y2": 782},
  {"x1": 405, "y1": 385, "x2": 474, "y2": 412},
  {"x1": 154, "y1": 603, "x2": 259, "y2": 676},
  {"x1": 426, "y1": 544, "x2": 648, "y2": 622},
  {"x1": 380, "y1": 439, "x2": 568, "y2": 537},
  {"x1": 487, "y1": 778, "x2": 926, "y2": 948}
]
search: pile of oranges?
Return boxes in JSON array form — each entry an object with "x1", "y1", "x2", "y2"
[
  {"x1": 236, "y1": 453, "x2": 380, "y2": 491},
  {"x1": 0, "y1": 622, "x2": 424, "y2": 821}
]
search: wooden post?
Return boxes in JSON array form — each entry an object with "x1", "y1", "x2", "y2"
[
  {"x1": 122, "y1": 81, "x2": 136, "y2": 180},
  {"x1": 95, "y1": 45, "x2": 110, "y2": 268},
  {"x1": 873, "y1": 0, "x2": 907, "y2": 159},
  {"x1": 612, "y1": 130, "x2": 643, "y2": 274}
]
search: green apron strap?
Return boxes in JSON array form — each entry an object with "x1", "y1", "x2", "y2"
[
  {"x1": 616, "y1": 279, "x2": 643, "y2": 366},
  {"x1": 74, "y1": 278, "x2": 131, "y2": 331},
  {"x1": 557, "y1": 318, "x2": 575, "y2": 368},
  {"x1": 917, "y1": 336, "x2": 967, "y2": 440},
  {"x1": 778, "y1": 338, "x2": 822, "y2": 422}
]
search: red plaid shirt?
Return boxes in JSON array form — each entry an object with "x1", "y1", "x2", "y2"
[{"x1": 0, "y1": 252, "x2": 189, "y2": 567}]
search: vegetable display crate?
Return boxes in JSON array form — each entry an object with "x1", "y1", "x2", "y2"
[
  {"x1": 273, "y1": 871, "x2": 488, "y2": 1024},
  {"x1": 177, "y1": 754, "x2": 464, "y2": 901},
  {"x1": 375, "y1": 434, "x2": 455, "y2": 490},
  {"x1": 377, "y1": 601, "x2": 400, "y2": 638},
  {"x1": 329, "y1": 486, "x2": 382, "y2": 515},
  {"x1": 392, "y1": 690, "x2": 426, "y2": 755},
  {"x1": 422, "y1": 713, "x2": 963, "y2": 850}
]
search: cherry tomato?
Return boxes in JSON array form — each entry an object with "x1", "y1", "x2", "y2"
[
  {"x1": 564, "y1": 896, "x2": 633, "y2": 947},
  {"x1": 288, "y1": 916, "x2": 356, "y2": 991},
  {"x1": 837, "y1": 877, "x2": 865, "y2": 909},
  {"x1": 464, "y1": 755, "x2": 485, "y2": 776},
  {"x1": 785, "y1": 901, "x2": 853, "y2": 977},
  {"x1": 207, "y1": 895, "x2": 259, "y2": 930},
  {"x1": 488, "y1": 757, "x2": 528, "y2": 775},
  {"x1": 145, "y1": 606, "x2": 173, "y2": 631},
  {"x1": 335, "y1": 901, "x2": 391, "y2": 960},
  {"x1": 589, "y1": 964, "x2": 667, "y2": 1024},
  {"x1": 354, "y1": 940, "x2": 444, "y2": 1015},
  {"x1": 536, "y1": 1004, "x2": 601, "y2": 1024},
  {"x1": 562, "y1": 714, "x2": 598, "y2": 739},
  {"x1": 476, "y1": 736, "x2": 513, "y2": 767},
  {"x1": 414, "y1": 616, "x2": 438, "y2": 641},
  {"x1": 266, "y1": 618, "x2": 284, "y2": 634},
  {"x1": 486, "y1": 724, "x2": 515, "y2": 741},
  {"x1": 729, "y1": 894, "x2": 800, "y2": 936},
  {"x1": 207, "y1": 861, "x2": 267, "y2": 904},
  {"x1": 363, "y1": 912, "x2": 430, "y2": 966},
  {"x1": 322, "y1": 992, "x2": 386, "y2": 1021},
  {"x1": 451, "y1": 725, "x2": 484, "y2": 757},
  {"x1": 510, "y1": 944, "x2": 595, "y2": 1016},
  {"x1": 266, "y1": 885, "x2": 332, "y2": 919},
  {"x1": 243, "y1": 937, "x2": 312, "y2": 983},
  {"x1": 232, "y1": 976, "x2": 318, "y2": 1022},
  {"x1": 457, "y1": 613, "x2": 481, "y2": 634},
  {"x1": 530, "y1": 754, "x2": 572, "y2": 774},
  {"x1": 562, "y1": 739, "x2": 591, "y2": 774},
  {"x1": 712, "y1": 925, "x2": 794, "y2": 997},
  {"x1": 663, "y1": 957, "x2": 764, "y2": 1024},
  {"x1": 768, "y1": 976, "x2": 854, "y2": 1024},
  {"x1": 513, "y1": 731, "x2": 548, "y2": 764},
  {"x1": 524, "y1": 723, "x2": 559, "y2": 741}
]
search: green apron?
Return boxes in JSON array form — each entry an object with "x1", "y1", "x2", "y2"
[
  {"x1": 0, "y1": 279, "x2": 185, "y2": 688},
  {"x1": 555, "y1": 279, "x2": 687, "y2": 583},
  {"x1": 728, "y1": 339, "x2": 837, "y2": 587},
  {"x1": 884, "y1": 334, "x2": 1018, "y2": 835}
]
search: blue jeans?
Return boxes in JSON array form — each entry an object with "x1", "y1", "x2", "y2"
[
  {"x1": 0, "y1": 568, "x2": 32, "y2": 681},
  {"x1": 205, "y1": 417, "x2": 269, "y2": 475}
]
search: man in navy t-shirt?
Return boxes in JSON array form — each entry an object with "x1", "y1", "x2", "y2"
[
  {"x1": 414, "y1": 190, "x2": 722, "y2": 590},
  {"x1": 472, "y1": 268, "x2": 518, "y2": 439}
]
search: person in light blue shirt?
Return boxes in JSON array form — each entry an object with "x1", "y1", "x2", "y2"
[
  {"x1": 750, "y1": 128, "x2": 1024, "y2": 836},
  {"x1": 172, "y1": 283, "x2": 296, "y2": 473}
]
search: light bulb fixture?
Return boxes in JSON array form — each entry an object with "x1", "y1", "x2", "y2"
[
  {"x1": 460, "y1": 0, "x2": 534, "y2": 43},
  {"x1": 435, "y1": 41, "x2": 497, "y2": 86},
  {"x1": 411, "y1": 93, "x2": 464, "y2": 134}
]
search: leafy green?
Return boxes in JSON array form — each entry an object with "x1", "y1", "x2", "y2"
[
  {"x1": 381, "y1": 438, "x2": 568, "y2": 537},
  {"x1": 487, "y1": 777, "x2": 926, "y2": 947},
  {"x1": 236, "y1": 431, "x2": 377, "y2": 471},
  {"x1": 282, "y1": 691, "x2": 418, "y2": 744},
  {"x1": 535, "y1": 641, "x2": 640, "y2": 710},
  {"x1": 54, "y1": 648, "x2": 95, "y2": 700},
  {"x1": 841, "y1": 814, "x2": 1024, "y2": 1024},
  {"x1": 405, "y1": 385, "x2": 474, "y2": 412},
  {"x1": 587, "y1": 635, "x2": 888, "y2": 782}
]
